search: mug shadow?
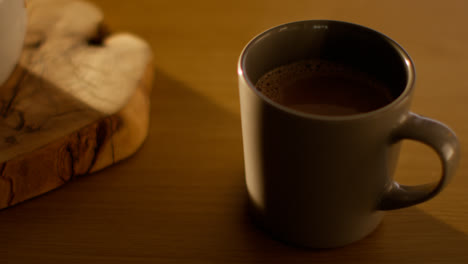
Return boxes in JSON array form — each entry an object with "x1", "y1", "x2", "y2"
[{"x1": 237, "y1": 194, "x2": 468, "y2": 263}]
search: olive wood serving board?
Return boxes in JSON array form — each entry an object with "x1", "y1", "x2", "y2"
[{"x1": 0, "y1": 0, "x2": 154, "y2": 209}]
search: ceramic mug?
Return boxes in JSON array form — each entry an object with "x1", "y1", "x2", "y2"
[
  {"x1": 238, "y1": 20, "x2": 460, "y2": 248},
  {"x1": 0, "y1": 0, "x2": 27, "y2": 86}
]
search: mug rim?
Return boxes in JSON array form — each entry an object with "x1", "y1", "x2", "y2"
[{"x1": 238, "y1": 19, "x2": 416, "y2": 121}]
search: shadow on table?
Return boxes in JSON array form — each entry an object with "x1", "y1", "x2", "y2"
[
  {"x1": 149, "y1": 68, "x2": 468, "y2": 263},
  {"x1": 0, "y1": 68, "x2": 466, "y2": 264},
  {"x1": 238, "y1": 194, "x2": 468, "y2": 263},
  {"x1": 150, "y1": 68, "x2": 468, "y2": 263}
]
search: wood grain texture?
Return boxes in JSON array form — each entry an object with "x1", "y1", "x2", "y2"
[
  {"x1": 1, "y1": 0, "x2": 467, "y2": 263},
  {"x1": 0, "y1": 0, "x2": 153, "y2": 208}
]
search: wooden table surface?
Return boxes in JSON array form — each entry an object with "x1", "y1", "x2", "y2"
[{"x1": 2, "y1": 0, "x2": 467, "y2": 263}]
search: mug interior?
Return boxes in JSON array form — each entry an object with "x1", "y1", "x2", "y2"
[{"x1": 240, "y1": 20, "x2": 414, "y2": 114}]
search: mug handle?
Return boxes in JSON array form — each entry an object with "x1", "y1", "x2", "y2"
[{"x1": 378, "y1": 112, "x2": 460, "y2": 210}]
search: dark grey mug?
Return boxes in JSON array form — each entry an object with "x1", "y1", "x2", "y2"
[{"x1": 238, "y1": 20, "x2": 460, "y2": 248}]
